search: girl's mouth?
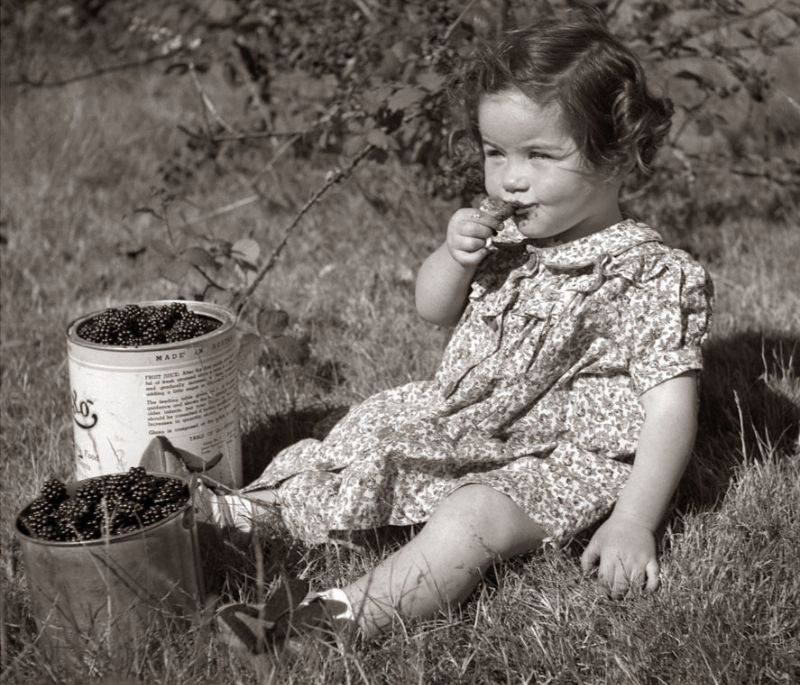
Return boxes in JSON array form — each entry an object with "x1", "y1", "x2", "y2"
[{"x1": 511, "y1": 203, "x2": 537, "y2": 217}]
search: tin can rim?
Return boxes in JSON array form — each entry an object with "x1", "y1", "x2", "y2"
[
  {"x1": 14, "y1": 471, "x2": 194, "y2": 548},
  {"x1": 65, "y1": 300, "x2": 236, "y2": 352}
]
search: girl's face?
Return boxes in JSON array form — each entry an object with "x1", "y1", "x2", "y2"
[{"x1": 478, "y1": 88, "x2": 622, "y2": 242}]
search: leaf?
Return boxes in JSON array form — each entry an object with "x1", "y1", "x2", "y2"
[
  {"x1": 417, "y1": 70, "x2": 446, "y2": 92},
  {"x1": 232, "y1": 238, "x2": 260, "y2": 267},
  {"x1": 237, "y1": 332, "x2": 262, "y2": 370},
  {"x1": 149, "y1": 239, "x2": 174, "y2": 257},
  {"x1": 696, "y1": 116, "x2": 714, "y2": 137},
  {"x1": 257, "y1": 308, "x2": 289, "y2": 337},
  {"x1": 156, "y1": 256, "x2": 190, "y2": 284},
  {"x1": 738, "y1": 26, "x2": 755, "y2": 40},
  {"x1": 267, "y1": 334, "x2": 310, "y2": 366},
  {"x1": 366, "y1": 128, "x2": 390, "y2": 149},
  {"x1": 672, "y1": 69, "x2": 709, "y2": 88},
  {"x1": 343, "y1": 133, "x2": 366, "y2": 156},
  {"x1": 361, "y1": 85, "x2": 395, "y2": 114},
  {"x1": 165, "y1": 62, "x2": 190, "y2": 76},
  {"x1": 161, "y1": 438, "x2": 223, "y2": 472},
  {"x1": 387, "y1": 86, "x2": 426, "y2": 112},
  {"x1": 182, "y1": 246, "x2": 217, "y2": 268}
]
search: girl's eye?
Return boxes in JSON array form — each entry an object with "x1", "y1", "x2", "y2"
[
  {"x1": 529, "y1": 150, "x2": 551, "y2": 160},
  {"x1": 484, "y1": 148, "x2": 503, "y2": 158}
]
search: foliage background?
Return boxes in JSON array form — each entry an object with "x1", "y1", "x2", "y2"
[{"x1": 1, "y1": 0, "x2": 798, "y2": 683}]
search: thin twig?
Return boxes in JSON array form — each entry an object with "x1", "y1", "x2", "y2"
[
  {"x1": 443, "y1": 0, "x2": 481, "y2": 43},
  {"x1": 234, "y1": 145, "x2": 374, "y2": 317},
  {"x1": 233, "y1": 38, "x2": 274, "y2": 128},
  {"x1": 189, "y1": 62, "x2": 240, "y2": 136},
  {"x1": 606, "y1": 0, "x2": 626, "y2": 20},
  {"x1": 184, "y1": 194, "x2": 261, "y2": 225},
  {"x1": 4, "y1": 48, "x2": 185, "y2": 89},
  {"x1": 192, "y1": 264, "x2": 227, "y2": 292},
  {"x1": 177, "y1": 124, "x2": 304, "y2": 142},
  {"x1": 351, "y1": 0, "x2": 376, "y2": 22},
  {"x1": 159, "y1": 193, "x2": 178, "y2": 250}
]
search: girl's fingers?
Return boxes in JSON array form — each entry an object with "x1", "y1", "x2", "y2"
[
  {"x1": 455, "y1": 236, "x2": 491, "y2": 253},
  {"x1": 461, "y1": 219, "x2": 498, "y2": 238},
  {"x1": 598, "y1": 557, "x2": 617, "y2": 594},
  {"x1": 645, "y1": 559, "x2": 661, "y2": 592},
  {"x1": 609, "y1": 570, "x2": 629, "y2": 598},
  {"x1": 455, "y1": 248, "x2": 490, "y2": 267},
  {"x1": 610, "y1": 560, "x2": 655, "y2": 597},
  {"x1": 580, "y1": 544, "x2": 600, "y2": 572}
]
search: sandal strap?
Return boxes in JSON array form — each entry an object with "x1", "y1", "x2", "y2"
[
  {"x1": 216, "y1": 603, "x2": 273, "y2": 654},
  {"x1": 272, "y1": 595, "x2": 353, "y2": 641}
]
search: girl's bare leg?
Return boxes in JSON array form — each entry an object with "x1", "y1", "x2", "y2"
[{"x1": 341, "y1": 484, "x2": 547, "y2": 637}]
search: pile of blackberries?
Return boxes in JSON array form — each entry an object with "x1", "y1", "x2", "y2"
[
  {"x1": 76, "y1": 302, "x2": 221, "y2": 347},
  {"x1": 18, "y1": 468, "x2": 190, "y2": 542}
]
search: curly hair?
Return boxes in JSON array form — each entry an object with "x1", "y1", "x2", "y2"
[{"x1": 449, "y1": 10, "x2": 673, "y2": 175}]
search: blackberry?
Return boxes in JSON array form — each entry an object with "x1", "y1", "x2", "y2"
[
  {"x1": 32, "y1": 522, "x2": 62, "y2": 541},
  {"x1": 130, "y1": 480, "x2": 156, "y2": 504},
  {"x1": 22, "y1": 510, "x2": 55, "y2": 538},
  {"x1": 167, "y1": 302, "x2": 189, "y2": 317},
  {"x1": 54, "y1": 498, "x2": 90, "y2": 529},
  {"x1": 141, "y1": 508, "x2": 164, "y2": 527},
  {"x1": 122, "y1": 304, "x2": 142, "y2": 318},
  {"x1": 29, "y1": 497, "x2": 54, "y2": 517},
  {"x1": 153, "y1": 479, "x2": 187, "y2": 506},
  {"x1": 41, "y1": 479, "x2": 68, "y2": 506},
  {"x1": 99, "y1": 473, "x2": 127, "y2": 498},
  {"x1": 75, "y1": 482, "x2": 102, "y2": 504},
  {"x1": 128, "y1": 466, "x2": 147, "y2": 482},
  {"x1": 160, "y1": 500, "x2": 185, "y2": 516}
]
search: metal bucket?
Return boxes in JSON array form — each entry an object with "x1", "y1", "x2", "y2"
[
  {"x1": 66, "y1": 300, "x2": 242, "y2": 488},
  {"x1": 14, "y1": 473, "x2": 206, "y2": 668}
]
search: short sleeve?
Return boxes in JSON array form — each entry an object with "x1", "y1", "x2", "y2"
[{"x1": 625, "y1": 253, "x2": 714, "y2": 395}]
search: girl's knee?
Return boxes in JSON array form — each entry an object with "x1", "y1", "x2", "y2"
[{"x1": 432, "y1": 484, "x2": 546, "y2": 558}]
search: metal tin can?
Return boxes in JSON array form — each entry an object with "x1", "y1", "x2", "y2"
[
  {"x1": 66, "y1": 300, "x2": 241, "y2": 488},
  {"x1": 14, "y1": 473, "x2": 206, "y2": 669}
]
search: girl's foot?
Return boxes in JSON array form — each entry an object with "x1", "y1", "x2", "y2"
[{"x1": 193, "y1": 479, "x2": 283, "y2": 537}]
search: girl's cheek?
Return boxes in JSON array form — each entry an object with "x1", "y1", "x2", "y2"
[{"x1": 484, "y1": 171, "x2": 504, "y2": 195}]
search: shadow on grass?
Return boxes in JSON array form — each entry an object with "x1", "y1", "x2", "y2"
[
  {"x1": 241, "y1": 404, "x2": 350, "y2": 485},
  {"x1": 563, "y1": 330, "x2": 797, "y2": 559},
  {"x1": 683, "y1": 330, "x2": 799, "y2": 512}
]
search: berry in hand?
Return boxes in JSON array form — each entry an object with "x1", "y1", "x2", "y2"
[{"x1": 479, "y1": 196, "x2": 517, "y2": 221}]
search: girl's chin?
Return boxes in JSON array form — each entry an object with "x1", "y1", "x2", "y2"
[{"x1": 516, "y1": 217, "x2": 553, "y2": 240}]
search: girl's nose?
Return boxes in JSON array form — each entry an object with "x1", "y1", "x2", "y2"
[{"x1": 502, "y1": 169, "x2": 530, "y2": 194}]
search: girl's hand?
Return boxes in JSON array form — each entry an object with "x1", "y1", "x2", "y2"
[
  {"x1": 580, "y1": 512, "x2": 661, "y2": 599},
  {"x1": 446, "y1": 208, "x2": 502, "y2": 268}
]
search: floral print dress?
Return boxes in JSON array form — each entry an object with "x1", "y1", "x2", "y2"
[{"x1": 244, "y1": 220, "x2": 713, "y2": 545}]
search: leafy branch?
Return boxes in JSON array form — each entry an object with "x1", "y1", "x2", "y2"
[{"x1": 232, "y1": 143, "x2": 375, "y2": 317}]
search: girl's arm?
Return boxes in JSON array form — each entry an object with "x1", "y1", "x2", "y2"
[
  {"x1": 416, "y1": 208, "x2": 500, "y2": 327},
  {"x1": 415, "y1": 242, "x2": 477, "y2": 326},
  {"x1": 581, "y1": 372, "x2": 698, "y2": 597}
]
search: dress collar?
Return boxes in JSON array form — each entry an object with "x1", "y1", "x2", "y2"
[{"x1": 495, "y1": 218, "x2": 662, "y2": 269}]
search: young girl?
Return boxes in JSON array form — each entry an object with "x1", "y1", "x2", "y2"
[{"x1": 212, "y1": 11, "x2": 713, "y2": 650}]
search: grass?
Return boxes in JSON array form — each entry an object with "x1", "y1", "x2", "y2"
[{"x1": 2, "y1": 27, "x2": 799, "y2": 685}]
